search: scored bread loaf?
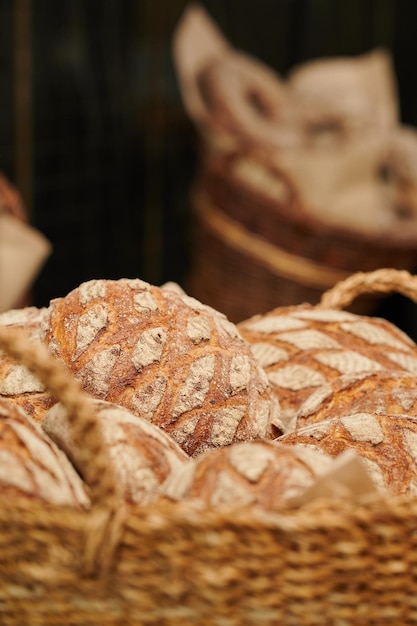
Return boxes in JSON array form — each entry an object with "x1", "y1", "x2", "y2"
[
  {"x1": 295, "y1": 369, "x2": 417, "y2": 429},
  {"x1": 0, "y1": 307, "x2": 56, "y2": 424},
  {"x1": 40, "y1": 278, "x2": 281, "y2": 456},
  {"x1": 238, "y1": 303, "x2": 417, "y2": 428},
  {"x1": 43, "y1": 398, "x2": 190, "y2": 506},
  {"x1": 159, "y1": 439, "x2": 332, "y2": 510},
  {"x1": 279, "y1": 412, "x2": 417, "y2": 496},
  {"x1": 0, "y1": 397, "x2": 89, "y2": 508}
]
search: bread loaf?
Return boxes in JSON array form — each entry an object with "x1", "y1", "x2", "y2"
[
  {"x1": 0, "y1": 307, "x2": 56, "y2": 423},
  {"x1": 279, "y1": 412, "x2": 417, "y2": 496},
  {"x1": 0, "y1": 397, "x2": 89, "y2": 507},
  {"x1": 238, "y1": 303, "x2": 417, "y2": 428},
  {"x1": 40, "y1": 278, "x2": 281, "y2": 456},
  {"x1": 43, "y1": 398, "x2": 190, "y2": 506},
  {"x1": 295, "y1": 369, "x2": 417, "y2": 429},
  {"x1": 159, "y1": 439, "x2": 332, "y2": 510}
]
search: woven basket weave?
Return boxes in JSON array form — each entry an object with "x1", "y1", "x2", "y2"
[
  {"x1": 3, "y1": 268, "x2": 417, "y2": 625},
  {"x1": 186, "y1": 148, "x2": 417, "y2": 323}
]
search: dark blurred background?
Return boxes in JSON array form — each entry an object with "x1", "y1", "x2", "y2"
[{"x1": 2, "y1": 0, "x2": 417, "y2": 335}]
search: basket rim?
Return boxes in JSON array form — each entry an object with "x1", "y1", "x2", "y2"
[
  {"x1": 2, "y1": 489, "x2": 416, "y2": 536},
  {"x1": 196, "y1": 157, "x2": 417, "y2": 248}
]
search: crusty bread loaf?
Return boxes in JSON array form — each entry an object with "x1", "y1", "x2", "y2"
[
  {"x1": 40, "y1": 278, "x2": 280, "y2": 456},
  {"x1": 238, "y1": 303, "x2": 417, "y2": 429},
  {"x1": 295, "y1": 369, "x2": 417, "y2": 429},
  {"x1": 43, "y1": 398, "x2": 190, "y2": 506},
  {"x1": 0, "y1": 397, "x2": 89, "y2": 507},
  {"x1": 159, "y1": 439, "x2": 332, "y2": 510},
  {"x1": 0, "y1": 307, "x2": 56, "y2": 423},
  {"x1": 279, "y1": 412, "x2": 417, "y2": 496}
]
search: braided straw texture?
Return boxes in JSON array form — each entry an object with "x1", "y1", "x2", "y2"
[
  {"x1": 319, "y1": 268, "x2": 417, "y2": 310},
  {"x1": 188, "y1": 189, "x2": 417, "y2": 322},
  {"x1": 3, "y1": 494, "x2": 417, "y2": 625},
  {"x1": 3, "y1": 269, "x2": 417, "y2": 625}
]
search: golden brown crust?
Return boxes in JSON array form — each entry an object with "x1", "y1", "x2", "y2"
[
  {"x1": 160, "y1": 439, "x2": 332, "y2": 510},
  {"x1": 0, "y1": 398, "x2": 89, "y2": 507},
  {"x1": 43, "y1": 399, "x2": 190, "y2": 506},
  {"x1": 41, "y1": 278, "x2": 280, "y2": 456},
  {"x1": 295, "y1": 369, "x2": 417, "y2": 429},
  {"x1": 0, "y1": 307, "x2": 56, "y2": 424},
  {"x1": 279, "y1": 412, "x2": 417, "y2": 496},
  {"x1": 238, "y1": 303, "x2": 417, "y2": 427}
]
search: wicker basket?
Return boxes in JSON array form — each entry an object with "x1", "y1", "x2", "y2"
[
  {"x1": 186, "y1": 151, "x2": 417, "y2": 323},
  {"x1": 3, "y1": 268, "x2": 417, "y2": 625}
]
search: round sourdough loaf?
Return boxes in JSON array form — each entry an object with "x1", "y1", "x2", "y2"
[
  {"x1": 0, "y1": 397, "x2": 89, "y2": 507},
  {"x1": 238, "y1": 303, "x2": 417, "y2": 430},
  {"x1": 159, "y1": 439, "x2": 332, "y2": 510},
  {"x1": 40, "y1": 278, "x2": 280, "y2": 456},
  {"x1": 43, "y1": 398, "x2": 190, "y2": 506},
  {"x1": 0, "y1": 307, "x2": 56, "y2": 424},
  {"x1": 294, "y1": 369, "x2": 417, "y2": 429},
  {"x1": 279, "y1": 412, "x2": 417, "y2": 496}
]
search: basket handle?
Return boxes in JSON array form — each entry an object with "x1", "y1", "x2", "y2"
[
  {"x1": 0, "y1": 326, "x2": 125, "y2": 573},
  {"x1": 318, "y1": 268, "x2": 417, "y2": 311}
]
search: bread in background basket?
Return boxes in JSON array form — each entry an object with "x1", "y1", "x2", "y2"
[{"x1": 173, "y1": 4, "x2": 417, "y2": 322}]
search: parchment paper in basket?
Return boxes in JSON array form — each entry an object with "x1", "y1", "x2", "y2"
[
  {"x1": 173, "y1": 4, "x2": 399, "y2": 140},
  {"x1": 288, "y1": 448, "x2": 384, "y2": 508},
  {"x1": 287, "y1": 47, "x2": 399, "y2": 133},
  {"x1": 276, "y1": 130, "x2": 417, "y2": 244},
  {"x1": 172, "y1": 3, "x2": 231, "y2": 128},
  {"x1": 0, "y1": 213, "x2": 52, "y2": 312}
]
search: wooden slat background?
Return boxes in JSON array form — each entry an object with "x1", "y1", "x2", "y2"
[{"x1": 1, "y1": 0, "x2": 417, "y2": 334}]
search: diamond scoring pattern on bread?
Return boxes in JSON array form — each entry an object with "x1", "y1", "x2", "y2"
[
  {"x1": 313, "y1": 350, "x2": 384, "y2": 374},
  {"x1": 0, "y1": 398, "x2": 89, "y2": 507},
  {"x1": 339, "y1": 320, "x2": 417, "y2": 350},
  {"x1": 384, "y1": 351, "x2": 417, "y2": 375},
  {"x1": 295, "y1": 370, "x2": 417, "y2": 429},
  {"x1": 41, "y1": 278, "x2": 279, "y2": 456},
  {"x1": 238, "y1": 303, "x2": 417, "y2": 424},
  {"x1": 43, "y1": 399, "x2": 190, "y2": 506},
  {"x1": 279, "y1": 412, "x2": 417, "y2": 496},
  {"x1": 0, "y1": 307, "x2": 56, "y2": 424},
  {"x1": 6, "y1": 272, "x2": 417, "y2": 508},
  {"x1": 159, "y1": 439, "x2": 332, "y2": 510}
]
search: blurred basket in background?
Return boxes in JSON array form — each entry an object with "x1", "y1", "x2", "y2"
[
  {"x1": 188, "y1": 136, "x2": 417, "y2": 321},
  {"x1": 174, "y1": 5, "x2": 417, "y2": 323}
]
